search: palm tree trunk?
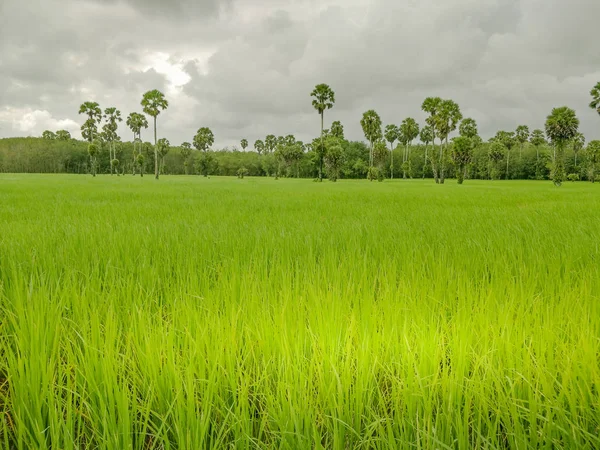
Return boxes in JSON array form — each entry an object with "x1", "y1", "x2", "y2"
[
  {"x1": 154, "y1": 116, "x2": 159, "y2": 180},
  {"x1": 319, "y1": 112, "x2": 324, "y2": 182}
]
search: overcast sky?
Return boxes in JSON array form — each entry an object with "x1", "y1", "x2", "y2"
[{"x1": 1, "y1": 0, "x2": 599, "y2": 148}]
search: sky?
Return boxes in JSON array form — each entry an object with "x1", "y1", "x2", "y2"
[{"x1": 1, "y1": 0, "x2": 599, "y2": 148}]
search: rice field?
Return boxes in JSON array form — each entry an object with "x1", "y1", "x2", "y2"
[{"x1": 1, "y1": 174, "x2": 599, "y2": 449}]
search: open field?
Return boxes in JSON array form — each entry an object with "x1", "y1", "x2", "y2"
[{"x1": 1, "y1": 175, "x2": 599, "y2": 449}]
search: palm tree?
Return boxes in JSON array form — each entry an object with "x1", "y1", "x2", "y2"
[
  {"x1": 254, "y1": 139, "x2": 265, "y2": 155},
  {"x1": 310, "y1": 84, "x2": 335, "y2": 181},
  {"x1": 515, "y1": 125, "x2": 530, "y2": 160},
  {"x1": 126, "y1": 112, "x2": 148, "y2": 175},
  {"x1": 141, "y1": 90, "x2": 169, "y2": 180},
  {"x1": 494, "y1": 131, "x2": 516, "y2": 179},
  {"x1": 88, "y1": 143, "x2": 98, "y2": 177},
  {"x1": 572, "y1": 133, "x2": 585, "y2": 169},
  {"x1": 545, "y1": 107, "x2": 580, "y2": 186},
  {"x1": 240, "y1": 139, "x2": 248, "y2": 152},
  {"x1": 331, "y1": 121, "x2": 344, "y2": 140},
  {"x1": 360, "y1": 110, "x2": 383, "y2": 179},
  {"x1": 193, "y1": 127, "x2": 215, "y2": 177},
  {"x1": 157, "y1": 138, "x2": 170, "y2": 174},
  {"x1": 435, "y1": 100, "x2": 462, "y2": 183},
  {"x1": 265, "y1": 135, "x2": 277, "y2": 154},
  {"x1": 459, "y1": 118, "x2": 478, "y2": 139},
  {"x1": 399, "y1": 118, "x2": 420, "y2": 179},
  {"x1": 384, "y1": 124, "x2": 399, "y2": 179},
  {"x1": 419, "y1": 125, "x2": 433, "y2": 179},
  {"x1": 103, "y1": 107, "x2": 122, "y2": 175},
  {"x1": 530, "y1": 129, "x2": 546, "y2": 179},
  {"x1": 79, "y1": 102, "x2": 102, "y2": 144},
  {"x1": 421, "y1": 97, "x2": 442, "y2": 183},
  {"x1": 590, "y1": 82, "x2": 600, "y2": 117}
]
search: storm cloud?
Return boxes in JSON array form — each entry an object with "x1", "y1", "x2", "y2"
[{"x1": 1, "y1": 0, "x2": 599, "y2": 147}]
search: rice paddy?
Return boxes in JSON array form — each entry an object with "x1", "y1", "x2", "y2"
[{"x1": 1, "y1": 174, "x2": 599, "y2": 449}]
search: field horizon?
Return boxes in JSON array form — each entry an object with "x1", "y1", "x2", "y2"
[{"x1": 1, "y1": 175, "x2": 599, "y2": 449}]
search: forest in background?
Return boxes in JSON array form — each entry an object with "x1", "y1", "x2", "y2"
[{"x1": 0, "y1": 135, "x2": 597, "y2": 181}]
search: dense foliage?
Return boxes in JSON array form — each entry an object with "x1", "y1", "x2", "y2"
[{"x1": 2, "y1": 136, "x2": 599, "y2": 181}]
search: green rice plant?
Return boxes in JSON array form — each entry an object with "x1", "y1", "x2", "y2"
[{"x1": 0, "y1": 175, "x2": 598, "y2": 449}]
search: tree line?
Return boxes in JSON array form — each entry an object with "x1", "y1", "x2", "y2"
[{"x1": 1, "y1": 83, "x2": 599, "y2": 185}]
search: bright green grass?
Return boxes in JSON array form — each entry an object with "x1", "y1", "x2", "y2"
[{"x1": 1, "y1": 174, "x2": 599, "y2": 449}]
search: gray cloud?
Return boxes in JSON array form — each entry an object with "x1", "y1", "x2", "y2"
[{"x1": 1, "y1": 0, "x2": 599, "y2": 146}]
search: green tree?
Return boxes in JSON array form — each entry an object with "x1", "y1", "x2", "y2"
[
  {"x1": 310, "y1": 84, "x2": 335, "y2": 181},
  {"x1": 572, "y1": 133, "x2": 585, "y2": 169},
  {"x1": 78, "y1": 102, "x2": 102, "y2": 143},
  {"x1": 545, "y1": 107, "x2": 580, "y2": 186},
  {"x1": 157, "y1": 138, "x2": 170, "y2": 174},
  {"x1": 494, "y1": 131, "x2": 516, "y2": 179},
  {"x1": 488, "y1": 141, "x2": 505, "y2": 180},
  {"x1": 180, "y1": 142, "x2": 192, "y2": 175},
  {"x1": 126, "y1": 112, "x2": 148, "y2": 174},
  {"x1": 451, "y1": 136, "x2": 473, "y2": 184},
  {"x1": 459, "y1": 118, "x2": 478, "y2": 139},
  {"x1": 422, "y1": 97, "x2": 442, "y2": 182},
  {"x1": 399, "y1": 118, "x2": 419, "y2": 179},
  {"x1": 434, "y1": 100, "x2": 462, "y2": 184},
  {"x1": 42, "y1": 130, "x2": 56, "y2": 140},
  {"x1": 240, "y1": 139, "x2": 248, "y2": 151},
  {"x1": 88, "y1": 143, "x2": 98, "y2": 177},
  {"x1": 56, "y1": 130, "x2": 71, "y2": 141},
  {"x1": 103, "y1": 107, "x2": 122, "y2": 175},
  {"x1": 419, "y1": 125, "x2": 433, "y2": 179},
  {"x1": 384, "y1": 124, "x2": 399, "y2": 179},
  {"x1": 141, "y1": 89, "x2": 169, "y2": 180},
  {"x1": 360, "y1": 110, "x2": 383, "y2": 177},
  {"x1": 324, "y1": 137, "x2": 344, "y2": 182},
  {"x1": 136, "y1": 153, "x2": 145, "y2": 177},
  {"x1": 193, "y1": 127, "x2": 215, "y2": 177},
  {"x1": 265, "y1": 135, "x2": 277, "y2": 155},
  {"x1": 254, "y1": 139, "x2": 265, "y2": 155},
  {"x1": 530, "y1": 129, "x2": 546, "y2": 179},
  {"x1": 330, "y1": 121, "x2": 344, "y2": 140},
  {"x1": 590, "y1": 82, "x2": 600, "y2": 117},
  {"x1": 515, "y1": 125, "x2": 530, "y2": 160},
  {"x1": 586, "y1": 140, "x2": 600, "y2": 183}
]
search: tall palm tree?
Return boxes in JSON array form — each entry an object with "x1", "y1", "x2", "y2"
[
  {"x1": 254, "y1": 140, "x2": 265, "y2": 155},
  {"x1": 545, "y1": 106, "x2": 580, "y2": 186},
  {"x1": 360, "y1": 110, "x2": 383, "y2": 179},
  {"x1": 421, "y1": 97, "x2": 442, "y2": 183},
  {"x1": 78, "y1": 101, "x2": 102, "y2": 143},
  {"x1": 459, "y1": 118, "x2": 478, "y2": 139},
  {"x1": 103, "y1": 107, "x2": 122, "y2": 175},
  {"x1": 310, "y1": 84, "x2": 335, "y2": 181},
  {"x1": 384, "y1": 124, "x2": 399, "y2": 179},
  {"x1": 515, "y1": 125, "x2": 530, "y2": 160},
  {"x1": 399, "y1": 118, "x2": 419, "y2": 179},
  {"x1": 419, "y1": 125, "x2": 433, "y2": 179},
  {"x1": 126, "y1": 113, "x2": 148, "y2": 175},
  {"x1": 141, "y1": 89, "x2": 169, "y2": 180},
  {"x1": 435, "y1": 100, "x2": 462, "y2": 183},
  {"x1": 240, "y1": 139, "x2": 248, "y2": 151}
]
